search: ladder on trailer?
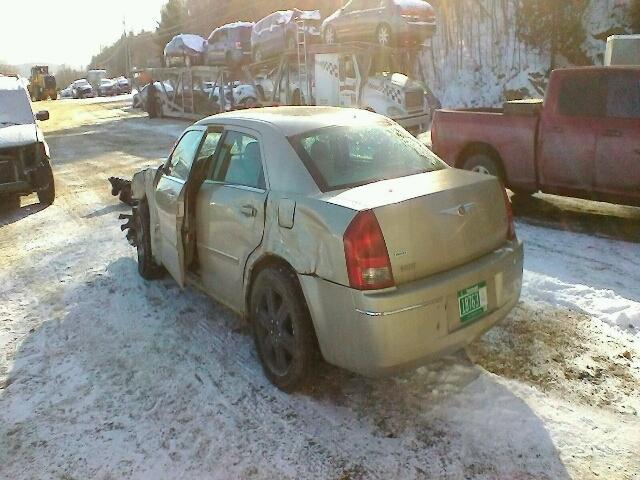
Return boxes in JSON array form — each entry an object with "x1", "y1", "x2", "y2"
[{"x1": 295, "y1": 18, "x2": 311, "y2": 104}]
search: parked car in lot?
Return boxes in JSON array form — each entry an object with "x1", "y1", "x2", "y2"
[
  {"x1": 97, "y1": 78, "x2": 118, "y2": 96},
  {"x1": 115, "y1": 76, "x2": 131, "y2": 94},
  {"x1": 322, "y1": 0, "x2": 436, "y2": 47},
  {"x1": 205, "y1": 22, "x2": 254, "y2": 66},
  {"x1": 252, "y1": 9, "x2": 322, "y2": 62},
  {"x1": 72, "y1": 79, "x2": 95, "y2": 99},
  {"x1": 123, "y1": 106, "x2": 523, "y2": 391},
  {"x1": 59, "y1": 85, "x2": 74, "y2": 98},
  {"x1": 0, "y1": 76, "x2": 55, "y2": 210},
  {"x1": 431, "y1": 66, "x2": 640, "y2": 207}
]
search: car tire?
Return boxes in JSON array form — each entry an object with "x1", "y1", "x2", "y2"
[
  {"x1": 376, "y1": 23, "x2": 393, "y2": 47},
  {"x1": 35, "y1": 159, "x2": 55, "y2": 205},
  {"x1": 462, "y1": 153, "x2": 503, "y2": 180},
  {"x1": 0, "y1": 195, "x2": 20, "y2": 212},
  {"x1": 250, "y1": 266, "x2": 317, "y2": 392},
  {"x1": 134, "y1": 200, "x2": 164, "y2": 280},
  {"x1": 324, "y1": 26, "x2": 337, "y2": 45}
]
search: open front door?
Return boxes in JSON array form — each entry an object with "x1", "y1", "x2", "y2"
[{"x1": 154, "y1": 128, "x2": 206, "y2": 287}]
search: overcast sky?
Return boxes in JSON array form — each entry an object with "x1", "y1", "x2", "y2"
[{"x1": 0, "y1": 0, "x2": 168, "y2": 68}]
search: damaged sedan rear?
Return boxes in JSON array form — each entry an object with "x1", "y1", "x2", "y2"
[{"x1": 117, "y1": 106, "x2": 523, "y2": 391}]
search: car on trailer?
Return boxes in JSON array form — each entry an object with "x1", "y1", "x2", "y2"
[
  {"x1": 119, "y1": 106, "x2": 523, "y2": 391},
  {"x1": 322, "y1": 0, "x2": 437, "y2": 47},
  {"x1": 205, "y1": 22, "x2": 254, "y2": 67},
  {"x1": 0, "y1": 76, "x2": 55, "y2": 210},
  {"x1": 251, "y1": 9, "x2": 322, "y2": 62}
]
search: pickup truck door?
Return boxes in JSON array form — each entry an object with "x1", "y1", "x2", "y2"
[
  {"x1": 196, "y1": 128, "x2": 268, "y2": 312},
  {"x1": 538, "y1": 73, "x2": 602, "y2": 194},
  {"x1": 595, "y1": 71, "x2": 640, "y2": 203},
  {"x1": 154, "y1": 128, "x2": 206, "y2": 287}
]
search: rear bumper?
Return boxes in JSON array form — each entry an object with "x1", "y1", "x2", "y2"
[{"x1": 299, "y1": 240, "x2": 523, "y2": 377}]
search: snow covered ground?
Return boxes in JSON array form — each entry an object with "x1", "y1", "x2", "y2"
[{"x1": 0, "y1": 99, "x2": 639, "y2": 479}]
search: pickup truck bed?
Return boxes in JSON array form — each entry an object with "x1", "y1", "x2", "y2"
[{"x1": 431, "y1": 67, "x2": 640, "y2": 207}]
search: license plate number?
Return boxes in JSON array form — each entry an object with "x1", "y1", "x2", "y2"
[{"x1": 458, "y1": 282, "x2": 488, "y2": 323}]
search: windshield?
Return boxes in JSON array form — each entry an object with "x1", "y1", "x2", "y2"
[
  {"x1": 289, "y1": 121, "x2": 446, "y2": 191},
  {"x1": 0, "y1": 88, "x2": 34, "y2": 127}
]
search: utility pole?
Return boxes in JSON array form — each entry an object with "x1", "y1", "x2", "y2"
[{"x1": 123, "y1": 16, "x2": 130, "y2": 78}]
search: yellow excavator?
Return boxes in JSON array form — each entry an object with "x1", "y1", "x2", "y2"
[{"x1": 28, "y1": 65, "x2": 57, "y2": 101}]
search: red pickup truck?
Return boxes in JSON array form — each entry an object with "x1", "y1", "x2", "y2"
[{"x1": 431, "y1": 66, "x2": 640, "y2": 207}]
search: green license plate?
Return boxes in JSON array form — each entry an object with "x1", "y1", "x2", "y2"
[{"x1": 457, "y1": 282, "x2": 488, "y2": 323}]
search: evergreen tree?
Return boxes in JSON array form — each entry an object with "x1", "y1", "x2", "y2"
[
  {"x1": 156, "y1": 0, "x2": 189, "y2": 53},
  {"x1": 516, "y1": 0, "x2": 590, "y2": 69}
]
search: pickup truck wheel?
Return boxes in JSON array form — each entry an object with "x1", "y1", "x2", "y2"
[
  {"x1": 463, "y1": 153, "x2": 503, "y2": 180},
  {"x1": 250, "y1": 266, "x2": 316, "y2": 392},
  {"x1": 134, "y1": 201, "x2": 164, "y2": 280},
  {"x1": 36, "y1": 160, "x2": 55, "y2": 205}
]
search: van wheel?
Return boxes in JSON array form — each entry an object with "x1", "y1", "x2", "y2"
[
  {"x1": 250, "y1": 266, "x2": 317, "y2": 392},
  {"x1": 376, "y1": 23, "x2": 393, "y2": 46},
  {"x1": 462, "y1": 153, "x2": 503, "y2": 180},
  {"x1": 36, "y1": 160, "x2": 55, "y2": 205},
  {"x1": 324, "y1": 26, "x2": 337, "y2": 45}
]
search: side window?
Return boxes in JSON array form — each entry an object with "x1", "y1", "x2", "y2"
[
  {"x1": 197, "y1": 130, "x2": 223, "y2": 163},
  {"x1": 557, "y1": 75, "x2": 602, "y2": 117},
  {"x1": 167, "y1": 130, "x2": 204, "y2": 180},
  {"x1": 606, "y1": 74, "x2": 640, "y2": 119},
  {"x1": 212, "y1": 131, "x2": 265, "y2": 189}
]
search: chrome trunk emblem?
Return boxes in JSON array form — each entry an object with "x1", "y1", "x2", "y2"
[{"x1": 441, "y1": 202, "x2": 476, "y2": 217}]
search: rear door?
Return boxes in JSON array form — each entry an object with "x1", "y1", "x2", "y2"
[
  {"x1": 538, "y1": 72, "x2": 603, "y2": 194},
  {"x1": 196, "y1": 128, "x2": 268, "y2": 311},
  {"x1": 154, "y1": 128, "x2": 205, "y2": 286},
  {"x1": 595, "y1": 71, "x2": 640, "y2": 204}
]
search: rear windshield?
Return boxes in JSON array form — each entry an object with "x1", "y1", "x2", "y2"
[
  {"x1": 289, "y1": 121, "x2": 446, "y2": 192},
  {"x1": 230, "y1": 26, "x2": 252, "y2": 41}
]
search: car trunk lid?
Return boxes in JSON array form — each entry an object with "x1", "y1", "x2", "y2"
[{"x1": 322, "y1": 168, "x2": 509, "y2": 285}]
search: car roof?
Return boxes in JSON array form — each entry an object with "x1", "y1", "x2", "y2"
[{"x1": 196, "y1": 106, "x2": 386, "y2": 137}]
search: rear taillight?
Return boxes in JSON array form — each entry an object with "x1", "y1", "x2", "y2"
[
  {"x1": 343, "y1": 211, "x2": 395, "y2": 290},
  {"x1": 502, "y1": 188, "x2": 516, "y2": 240}
]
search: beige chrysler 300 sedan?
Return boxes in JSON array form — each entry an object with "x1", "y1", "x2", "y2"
[{"x1": 124, "y1": 106, "x2": 523, "y2": 391}]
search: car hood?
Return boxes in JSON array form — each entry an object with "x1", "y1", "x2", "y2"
[{"x1": 0, "y1": 123, "x2": 38, "y2": 148}]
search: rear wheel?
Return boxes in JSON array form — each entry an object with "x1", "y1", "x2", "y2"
[
  {"x1": 250, "y1": 266, "x2": 317, "y2": 392},
  {"x1": 462, "y1": 153, "x2": 503, "y2": 180},
  {"x1": 376, "y1": 23, "x2": 393, "y2": 46},
  {"x1": 35, "y1": 160, "x2": 55, "y2": 205},
  {"x1": 134, "y1": 201, "x2": 164, "y2": 280}
]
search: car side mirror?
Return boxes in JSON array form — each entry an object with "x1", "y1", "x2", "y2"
[{"x1": 36, "y1": 110, "x2": 49, "y2": 121}]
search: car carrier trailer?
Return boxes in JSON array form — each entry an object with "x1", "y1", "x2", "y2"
[{"x1": 133, "y1": 22, "x2": 439, "y2": 134}]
